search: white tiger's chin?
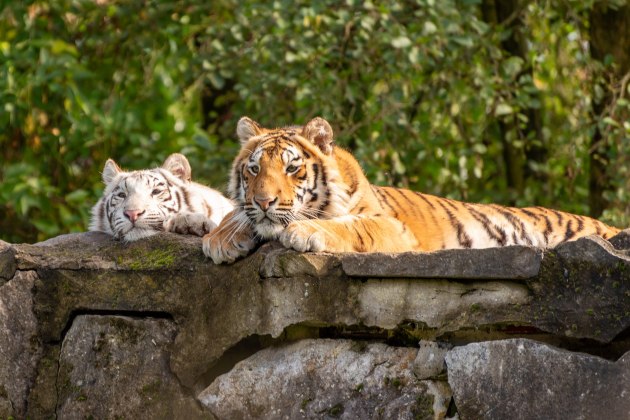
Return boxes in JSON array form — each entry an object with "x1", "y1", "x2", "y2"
[
  {"x1": 254, "y1": 220, "x2": 284, "y2": 240},
  {"x1": 121, "y1": 228, "x2": 159, "y2": 242}
]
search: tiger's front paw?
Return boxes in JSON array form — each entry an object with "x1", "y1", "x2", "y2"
[
  {"x1": 279, "y1": 221, "x2": 326, "y2": 252},
  {"x1": 164, "y1": 212, "x2": 216, "y2": 237},
  {"x1": 202, "y1": 226, "x2": 256, "y2": 264}
]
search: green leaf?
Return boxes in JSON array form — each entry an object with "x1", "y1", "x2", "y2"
[
  {"x1": 391, "y1": 36, "x2": 412, "y2": 49},
  {"x1": 502, "y1": 56, "x2": 524, "y2": 78},
  {"x1": 495, "y1": 103, "x2": 514, "y2": 116}
]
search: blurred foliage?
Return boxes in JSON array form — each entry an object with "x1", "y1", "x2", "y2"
[{"x1": 0, "y1": 0, "x2": 628, "y2": 243}]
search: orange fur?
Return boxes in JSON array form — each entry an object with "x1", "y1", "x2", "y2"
[{"x1": 203, "y1": 117, "x2": 620, "y2": 264}]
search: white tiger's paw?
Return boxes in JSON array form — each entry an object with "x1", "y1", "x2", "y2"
[
  {"x1": 279, "y1": 221, "x2": 326, "y2": 252},
  {"x1": 202, "y1": 228, "x2": 256, "y2": 264},
  {"x1": 164, "y1": 212, "x2": 217, "y2": 237}
]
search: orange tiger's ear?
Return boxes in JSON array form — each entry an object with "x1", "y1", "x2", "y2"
[
  {"x1": 236, "y1": 117, "x2": 264, "y2": 144},
  {"x1": 301, "y1": 117, "x2": 334, "y2": 155},
  {"x1": 102, "y1": 159, "x2": 122, "y2": 184},
  {"x1": 162, "y1": 153, "x2": 192, "y2": 182}
]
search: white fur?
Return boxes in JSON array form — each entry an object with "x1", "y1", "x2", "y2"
[{"x1": 90, "y1": 162, "x2": 233, "y2": 242}]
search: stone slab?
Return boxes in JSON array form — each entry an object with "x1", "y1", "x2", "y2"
[{"x1": 339, "y1": 246, "x2": 543, "y2": 279}]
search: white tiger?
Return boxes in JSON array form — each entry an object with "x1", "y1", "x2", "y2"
[{"x1": 89, "y1": 153, "x2": 233, "y2": 241}]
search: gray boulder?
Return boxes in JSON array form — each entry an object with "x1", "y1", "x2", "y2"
[
  {"x1": 57, "y1": 315, "x2": 210, "y2": 419},
  {"x1": 445, "y1": 338, "x2": 630, "y2": 420},
  {"x1": 198, "y1": 339, "x2": 452, "y2": 419},
  {"x1": 0, "y1": 270, "x2": 40, "y2": 418}
]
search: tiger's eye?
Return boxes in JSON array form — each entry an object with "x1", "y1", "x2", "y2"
[
  {"x1": 286, "y1": 165, "x2": 299, "y2": 173},
  {"x1": 249, "y1": 165, "x2": 260, "y2": 175},
  {"x1": 117, "y1": 192, "x2": 126, "y2": 198},
  {"x1": 151, "y1": 189, "x2": 162, "y2": 196}
]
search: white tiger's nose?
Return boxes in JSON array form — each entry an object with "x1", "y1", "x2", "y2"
[
  {"x1": 124, "y1": 209, "x2": 145, "y2": 223},
  {"x1": 254, "y1": 196, "x2": 277, "y2": 211}
]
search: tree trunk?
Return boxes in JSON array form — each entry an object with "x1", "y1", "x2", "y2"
[
  {"x1": 588, "y1": 2, "x2": 630, "y2": 218},
  {"x1": 481, "y1": 0, "x2": 547, "y2": 198}
]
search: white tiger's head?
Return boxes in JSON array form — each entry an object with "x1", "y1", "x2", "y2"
[{"x1": 89, "y1": 153, "x2": 195, "y2": 241}]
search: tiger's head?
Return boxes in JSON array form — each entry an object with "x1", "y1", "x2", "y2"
[
  {"x1": 228, "y1": 117, "x2": 351, "y2": 239},
  {"x1": 89, "y1": 153, "x2": 194, "y2": 241}
]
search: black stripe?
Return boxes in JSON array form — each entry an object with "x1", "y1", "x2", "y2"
[
  {"x1": 413, "y1": 192, "x2": 436, "y2": 210},
  {"x1": 394, "y1": 188, "x2": 423, "y2": 221},
  {"x1": 235, "y1": 167, "x2": 244, "y2": 201},
  {"x1": 412, "y1": 192, "x2": 440, "y2": 239},
  {"x1": 564, "y1": 219, "x2": 574, "y2": 242},
  {"x1": 311, "y1": 163, "x2": 319, "y2": 192},
  {"x1": 381, "y1": 188, "x2": 404, "y2": 217},
  {"x1": 549, "y1": 209, "x2": 564, "y2": 226},
  {"x1": 362, "y1": 220, "x2": 376, "y2": 247},
  {"x1": 106, "y1": 198, "x2": 115, "y2": 227},
  {"x1": 436, "y1": 200, "x2": 472, "y2": 248},
  {"x1": 442, "y1": 198, "x2": 459, "y2": 211},
  {"x1": 352, "y1": 224, "x2": 365, "y2": 250},
  {"x1": 465, "y1": 204, "x2": 507, "y2": 246},
  {"x1": 575, "y1": 215, "x2": 585, "y2": 233},
  {"x1": 493, "y1": 205, "x2": 532, "y2": 246},
  {"x1": 318, "y1": 194, "x2": 330, "y2": 213},
  {"x1": 520, "y1": 208, "x2": 542, "y2": 222},
  {"x1": 374, "y1": 188, "x2": 399, "y2": 218},
  {"x1": 542, "y1": 214, "x2": 553, "y2": 246}
]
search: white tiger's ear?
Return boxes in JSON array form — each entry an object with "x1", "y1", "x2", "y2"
[
  {"x1": 301, "y1": 117, "x2": 334, "y2": 155},
  {"x1": 162, "y1": 153, "x2": 192, "y2": 182},
  {"x1": 236, "y1": 117, "x2": 263, "y2": 144},
  {"x1": 102, "y1": 159, "x2": 122, "y2": 184}
]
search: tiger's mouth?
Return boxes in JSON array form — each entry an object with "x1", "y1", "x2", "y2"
[
  {"x1": 115, "y1": 226, "x2": 158, "y2": 242},
  {"x1": 253, "y1": 219, "x2": 285, "y2": 239},
  {"x1": 113, "y1": 216, "x2": 165, "y2": 241}
]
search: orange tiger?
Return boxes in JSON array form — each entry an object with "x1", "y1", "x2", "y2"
[{"x1": 202, "y1": 117, "x2": 620, "y2": 264}]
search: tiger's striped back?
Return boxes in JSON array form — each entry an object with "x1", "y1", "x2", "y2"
[
  {"x1": 202, "y1": 116, "x2": 622, "y2": 264},
  {"x1": 372, "y1": 186, "x2": 619, "y2": 251}
]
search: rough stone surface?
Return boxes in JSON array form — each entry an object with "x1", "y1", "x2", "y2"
[
  {"x1": 527, "y1": 235, "x2": 630, "y2": 342},
  {"x1": 340, "y1": 246, "x2": 542, "y2": 279},
  {"x1": 413, "y1": 340, "x2": 451, "y2": 380},
  {"x1": 445, "y1": 338, "x2": 630, "y2": 420},
  {"x1": 198, "y1": 339, "x2": 452, "y2": 419},
  {"x1": 0, "y1": 271, "x2": 40, "y2": 419},
  {"x1": 353, "y1": 279, "x2": 529, "y2": 331},
  {"x1": 57, "y1": 315, "x2": 210, "y2": 419},
  {"x1": 608, "y1": 228, "x2": 630, "y2": 251},
  {"x1": 0, "y1": 240, "x2": 16, "y2": 282}
]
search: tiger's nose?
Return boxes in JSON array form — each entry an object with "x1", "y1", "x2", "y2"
[
  {"x1": 124, "y1": 209, "x2": 145, "y2": 223},
  {"x1": 254, "y1": 196, "x2": 277, "y2": 211}
]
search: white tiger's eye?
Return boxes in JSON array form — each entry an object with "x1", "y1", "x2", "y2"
[
  {"x1": 117, "y1": 192, "x2": 126, "y2": 199},
  {"x1": 249, "y1": 165, "x2": 260, "y2": 175},
  {"x1": 151, "y1": 189, "x2": 162, "y2": 196},
  {"x1": 286, "y1": 165, "x2": 299, "y2": 174}
]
